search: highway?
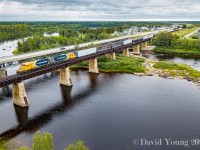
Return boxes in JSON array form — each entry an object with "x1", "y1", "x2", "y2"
[
  {"x1": 0, "y1": 31, "x2": 159, "y2": 65},
  {"x1": 183, "y1": 28, "x2": 200, "y2": 39}
]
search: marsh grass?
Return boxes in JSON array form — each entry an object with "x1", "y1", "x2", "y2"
[{"x1": 71, "y1": 55, "x2": 146, "y2": 73}]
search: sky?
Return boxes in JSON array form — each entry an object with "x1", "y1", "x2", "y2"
[{"x1": 0, "y1": 0, "x2": 200, "y2": 21}]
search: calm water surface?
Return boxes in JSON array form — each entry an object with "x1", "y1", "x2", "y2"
[
  {"x1": 0, "y1": 70, "x2": 200, "y2": 150},
  {"x1": 144, "y1": 53, "x2": 200, "y2": 71},
  {"x1": 1, "y1": 42, "x2": 200, "y2": 149}
]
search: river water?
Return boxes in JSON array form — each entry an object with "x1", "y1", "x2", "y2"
[
  {"x1": 1, "y1": 41, "x2": 200, "y2": 149},
  {"x1": 0, "y1": 33, "x2": 59, "y2": 57},
  {"x1": 0, "y1": 71, "x2": 200, "y2": 150},
  {"x1": 145, "y1": 53, "x2": 200, "y2": 71}
]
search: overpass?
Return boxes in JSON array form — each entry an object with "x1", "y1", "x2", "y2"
[{"x1": 0, "y1": 33, "x2": 155, "y2": 108}]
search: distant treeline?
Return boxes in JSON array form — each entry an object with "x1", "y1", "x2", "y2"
[
  {"x1": 16, "y1": 27, "x2": 117, "y2": 53},
  {"x1": 153, "y1": 32, "x2": 200, "y2": 51},
  {"x1": 0, "y1": 21, "x2": 170, "y2": 43}
]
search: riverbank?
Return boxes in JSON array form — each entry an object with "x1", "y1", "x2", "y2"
[
  {"x1": 71, "y1": 55, "x2": 200, "y2": 87},
  {"x1": 153, "y1": 47, "x2": 200, "y2": 58}
]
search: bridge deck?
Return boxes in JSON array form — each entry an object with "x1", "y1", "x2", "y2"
[
  {"x1": 0, "y1": 31, "x2": 157, "y2": 65},
  {"x1": 0, "y1": 38, "x2": 151, "y2": 88}
]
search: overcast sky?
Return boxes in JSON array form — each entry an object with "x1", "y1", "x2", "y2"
[{"x1": 0, "y1": 0, "x2": 200, "y2": 21}]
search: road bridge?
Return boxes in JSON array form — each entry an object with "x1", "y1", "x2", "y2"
[
  {"x1": 0, "y1": 31, "x2": 158, "y2": 67},
  {"x1": 0, "y1": 34, "x2": 154, "y2": 107}
]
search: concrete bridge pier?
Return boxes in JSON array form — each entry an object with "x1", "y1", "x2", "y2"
[
  {"x1": 108, "y1": 52, "x2": 116, "y2": 60},
  {"x1": 60, "y1": 67, "x2": 72, "y2": 86},
  {"x1": 0, "y1": 69, "x2": 7, "y2": 78},
  {"x1": 89, "y1": 58, "x2": 99, "y2": 74},
  {"x1": 122, "y1": 48, "x2": 129, "y2": 57},
  {"x1": 13, "y1": 82, "x2": 29, "y2": 107},
  {"x1": 133, "y1": 44, "x2": 140, "y2": 55},
  {"x1": 141, "y1": 42, "x2": 148, "y2": 52}
]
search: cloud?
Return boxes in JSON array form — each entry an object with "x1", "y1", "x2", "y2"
[{"x1": 0, "y1": 0, "x2": 200, "y2": 21}]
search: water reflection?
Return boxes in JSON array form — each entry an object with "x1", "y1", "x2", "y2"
[
  {"x1": 0, "y1": 86, "x2": 12, "y2": 104},
  {"x1": 14, "y1": 106, "x2": 29, "y2": 127},
  {"x1": 0, "y1": 73, "x2": 100, "y2": 144}
]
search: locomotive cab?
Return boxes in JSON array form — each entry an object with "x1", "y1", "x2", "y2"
[
  {"x1": 17, "y1": 62, "x2": 35, "y2": 73},
  {"x1": 67, "y1": 53, "x2": 77, "y2": 59}
]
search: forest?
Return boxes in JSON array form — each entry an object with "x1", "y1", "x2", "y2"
[
  {"x1": 0, "y1": 21, "x2": 171, "y2": 54},
  {"x1": 1, "y1": 21, "x2": 200, "y2": 54},
  {"x1": 16, "y1": 27, "x2": 117, "y2": 54},
  {"x1": 152, "y1": 32, "x2": 200, "y2": 56},
  {"x1": 0, "y1": 21, "x2": 169, "y2": 43}
]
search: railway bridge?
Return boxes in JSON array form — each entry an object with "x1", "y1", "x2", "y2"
[{"x1": 0, "y1": 34, "x2": 154, "y2": 107}]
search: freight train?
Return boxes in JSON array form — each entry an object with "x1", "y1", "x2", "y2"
[{"x1": 17, "y1": 34, "x2": 154, "y2": 73}]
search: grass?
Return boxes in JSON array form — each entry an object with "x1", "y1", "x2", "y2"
[
  {"x1": 154, "y1": 47, "x2": 200, "y2": 58},
  {"x1": 153, "y1": 61, "x2": 200, "y2": 79},
  {"x1": 71, "y1": 55, "x2": 146, "y2": 73},
  {"x1": 172, "y1": 27, "x2": 198, "y2": 37},
  {"x1": 154, "y1": 47, "x2": 200, "y2": 55},
  {"x1": 0, "y1": 144, "x2": 8, "y2": 150}
]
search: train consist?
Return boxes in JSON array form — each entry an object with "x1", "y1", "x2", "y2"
[{"x1": 17, "y1": 34, "x2": 154, "y2": 73}]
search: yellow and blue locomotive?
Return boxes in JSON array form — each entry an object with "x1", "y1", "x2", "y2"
[{"x1": 17, "y1": 52, "x2": 77, "y2": 73}]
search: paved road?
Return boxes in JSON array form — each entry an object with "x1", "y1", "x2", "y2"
[
  {"x1": 0, "y1": 31, "x2": 160, "y2": 64},
  {"x1": 183, "y1": 28, "x2": 200, "y2": 39}
]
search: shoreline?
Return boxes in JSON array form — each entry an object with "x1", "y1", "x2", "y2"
[
  {"x1": 70, "y1": 56, "x2": 200, "y2": 88},
  {"x1": 153, "y1": 48, "x2": 200, "y2": 59}
]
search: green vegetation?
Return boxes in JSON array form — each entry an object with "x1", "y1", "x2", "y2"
[
  {"x1": 153, "y1": 32, "x2": 200, "y2": 57},
  {"x1": 0, "y1": 144, "x2": 7, "y2": 150},
  {"x1": 11, "y1": 21, "x2": 172, "y2": 54},
  {"x1": 14, "y1": 27, "x2": 116, "y2": 54},
  {"x1": 0, "y1": 21, "x2": 169, "y2": 44},
  {"x1": 172, "y1": 27, "x2": 198, "y2": 37},
  {"x1": 153, "y1": 61, "x2": 200, "y2": 79},
  {"x1": 16, "y1": 131, "x2": 89, "y2": 150},
  {"x1": 65, "y1": 141, "x2": 89, "y2": 150},
  {"x1": 72, "y1": 55, "x2": 146, "y2": 73}
]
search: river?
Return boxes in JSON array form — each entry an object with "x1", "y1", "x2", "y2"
[
  {"x1": 1, "y1": 41, "x2": 200, "y2": 149},
  {"x1": 0, "y1": 71, "x2": 200, "y2": 150},
  {"x1": 0, "y1": 33, "x2": 59, "y2": 57},
  {"x1": 145, "y1": 52, "x2": 200, "y2": 71}
]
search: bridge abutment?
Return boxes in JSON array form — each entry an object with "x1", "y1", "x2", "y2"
[
  {"x1": 13, "y1": 82, "x2": 29, "y2": 107},
  {"x1": 0, "y1": 69, "x2": 7, "y2": 78},
  {"x1": 122, "y1": 48, "x2": 129, "y2": 57},
  {"x1": 60, "y1": 67, "x2": 72, "y2": 86},
  {"x1": 89, "y1": 58, "x2": 99, "y2": 74},
  {"x1": 108, "y1": 52, "x2": 116, "y2": 60},
  {"x1": 133, "y1": 44, "x2": 140, "y2": 55}
]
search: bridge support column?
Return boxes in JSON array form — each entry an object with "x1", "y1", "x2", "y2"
[
  {"x1": 0, "y1": 69, "x2": 7, "y2": 78},
  {"x1": 60, "y1": 67, "x2": 72, "y2": 86},
  {"x1": 122, "y1": 48, "x2": 129, "y2": 57},
  {"x1": 89, "y1": 58, "x2": 99, "y2": 74},
  {"x1": 142, "y1": 42, "x2": 148, "y2": 51},
  {"x1": 13, "y1": 82, "x2": 29, "y2": 107},
  {"x1": 108, "y1": 52, "x2": 116, "y2": 60},
  {"x1": 133, "y1": 44, "x2": 140, "y2": 55}
]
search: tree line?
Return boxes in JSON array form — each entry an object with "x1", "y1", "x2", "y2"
[
  {"x1": 152, "y1": 32, "x2": 200, "y2": 51},
  {"x1": 16, "y1": 27, "x2": 115, "y2": 53},
  {"x1": 0, "y1": 21, "x2": 170, "y2": 43},
  {"x1": 18, "y1": 131, "x2": 89, "y2": 150}
]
